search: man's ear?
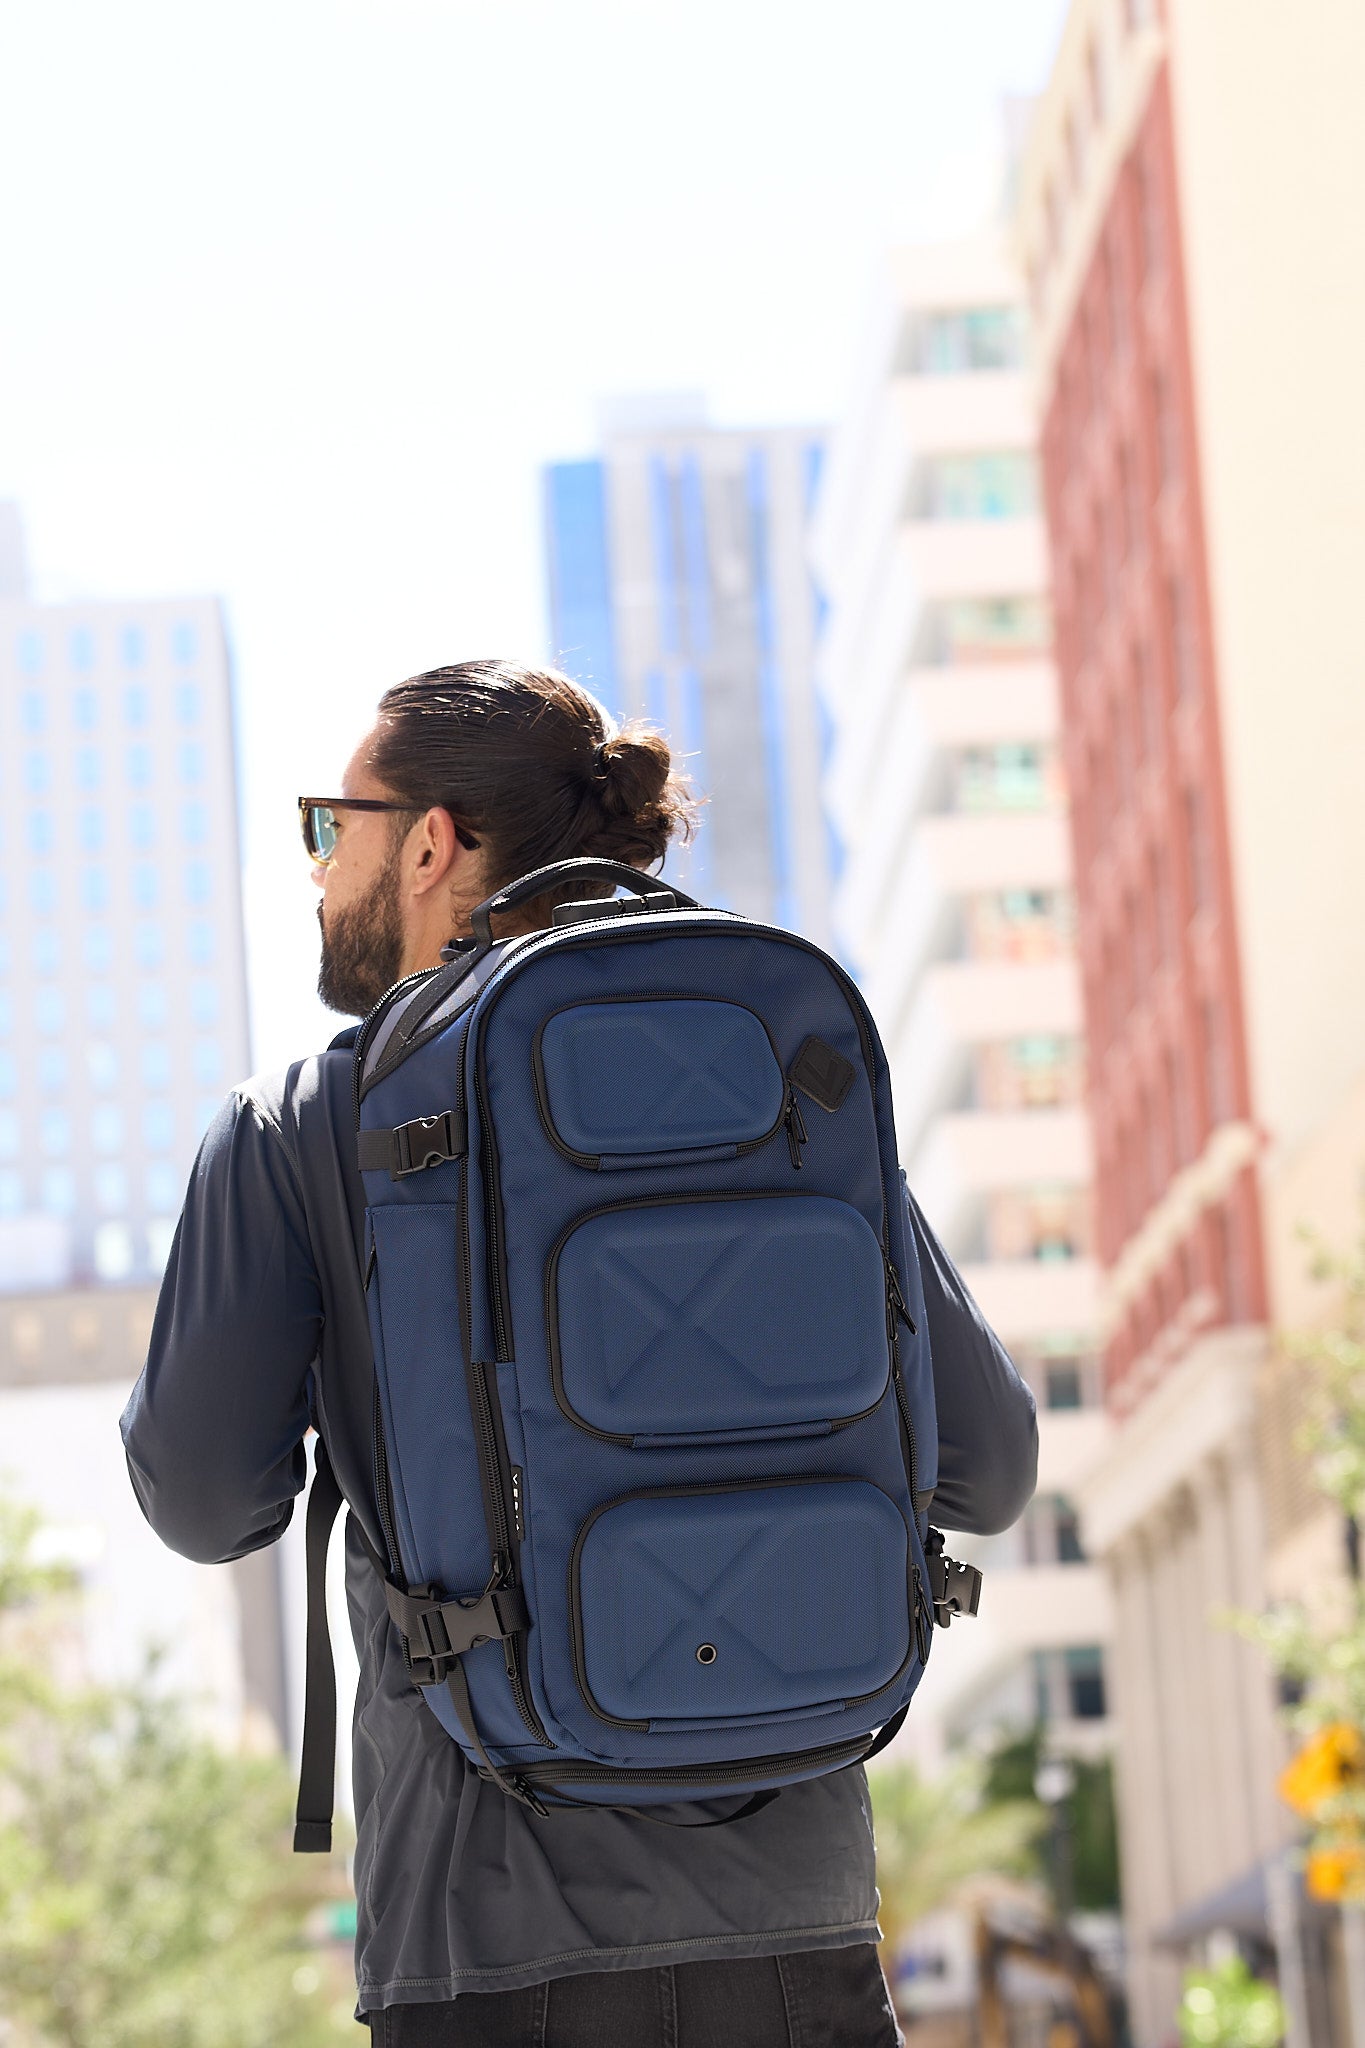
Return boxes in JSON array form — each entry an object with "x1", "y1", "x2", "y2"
[{"x1": 408, "y1": 807, "x2": 460, "y2": 898}]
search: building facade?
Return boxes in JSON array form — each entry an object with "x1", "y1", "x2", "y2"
[
  {"x1": 0, "y1": 517, "x2": 284, "y2": 1748},
  {"x1": 1014, "y1": 2, "x2": 1365, "y2": 2039},
  {"x1": 543, "y1": 402, "x2": 834, "y2": 942},
  {"x1": 811, "y1": 234, "x2": 1112, "y2": 1774}
]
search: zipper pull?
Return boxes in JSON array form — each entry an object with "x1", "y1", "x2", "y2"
[
  {"x1": 364, "y1": 1240, "x2": 377, "y2": 1290},
  {"x1": 912, "y1": 1565, "x2": 933, "y2": 1664},
  {"x1": 885, "y1": 1256, "x2": 917, "y2": 1337},
  {"x1": 784, "y1": 1085, "x2": 809, "y2": 1169}
]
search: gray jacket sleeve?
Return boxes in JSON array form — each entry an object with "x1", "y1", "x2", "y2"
[
  {"x1": 120, "y1": 1092, "x2": 320, "y2": 1565},
  {"x1": 904, "y1": 1179, "x2": 1038, "y2": 1535}
]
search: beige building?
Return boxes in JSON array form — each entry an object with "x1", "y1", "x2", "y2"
[
  {"x1": 811, "y1": 231, "x2": 1113, "y2": 1772},
  {"x1": 1014, "y1": 1, "x2": 1365, "y2": 2040}
]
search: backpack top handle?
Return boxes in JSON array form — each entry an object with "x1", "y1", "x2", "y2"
[{"x1": 469, "y1": 859, "x2": 697, "y2": 951}]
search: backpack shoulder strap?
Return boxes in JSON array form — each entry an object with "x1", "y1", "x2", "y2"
[{"x1": 293, "y1": 1438, "x2": 346, "y2": 1853}]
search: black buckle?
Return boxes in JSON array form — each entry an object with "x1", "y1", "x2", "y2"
[
  {"x1": 392, "y1": 1110, "x2": 462, "y2": 1179},
  {"x1": 925, "y1": 1528, "x2": 982, "y2": 1627},
  {"x1": 385, "y1": 1580, "x2": 529, "y2": 1685}
]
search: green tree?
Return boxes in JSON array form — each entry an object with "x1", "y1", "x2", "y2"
[
  {"x1": 869, "y1": 1757, "x2": 1042, "y2": 1959},
  {"x1": 1177, "y1": 1957, "x2": 1284, "y2": 2048},
  {"x1": 0, "y1": 1489, "x2": 352, "y2": 2047},
  {"x1": 983, "y1": 1725, "x2": 1121, "y2": 1911}
]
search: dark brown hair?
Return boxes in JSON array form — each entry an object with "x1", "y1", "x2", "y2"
[{"x1": 367, "y1": 660, "x2": 696, "y2": 910}]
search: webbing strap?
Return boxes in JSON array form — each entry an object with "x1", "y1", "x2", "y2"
[
  {"x1": 294, "y1": 1438, "x2": 345, "y2": 1853},
  {"x1": 444, "y1": 1662, "x2": 548, "y2": 1815}
]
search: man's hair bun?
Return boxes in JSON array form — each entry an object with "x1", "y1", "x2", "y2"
[{"x1": 582, "y1": 722, "x2": 693, "y2": 871}]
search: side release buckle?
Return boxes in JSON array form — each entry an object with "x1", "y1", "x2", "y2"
[
  {"x1": 925, "y1": 1527, "x2": 983, "y2": 1627},
  {"x1": 383, "y1": 1579, "x2": 530, "y2": 1686},
  {"x1": 357, "y1": 1108, "x2": 466, "y2": 1181}
]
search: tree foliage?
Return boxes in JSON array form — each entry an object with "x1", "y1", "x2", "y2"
[
  {"x1": 983, "y1": 1724, "x2": 1121, "y2": 1911},
  {"x1": 869, "y1": 1755, "x2": 1042, "y2": 1957},
  {"x1": 0, "y1": 1490, "x2": 352, "y2": 2047}
]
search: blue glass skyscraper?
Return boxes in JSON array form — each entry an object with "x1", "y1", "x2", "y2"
[{"x1": 542, "y1": 404, "x2": 834, "y2": 941}]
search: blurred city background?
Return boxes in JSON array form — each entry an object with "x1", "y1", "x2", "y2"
[{"x1": 1, "y1": 0, "x2": 1363, "y2": 2042}]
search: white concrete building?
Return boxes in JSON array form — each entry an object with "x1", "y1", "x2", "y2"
[{"x1": 811, "y1": 235, "x2": 1113, "y2": 1764}]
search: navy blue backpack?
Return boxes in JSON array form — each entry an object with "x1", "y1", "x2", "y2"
[{"x1": 294, "y1": 859, "x2": 981, "y2": 1849}]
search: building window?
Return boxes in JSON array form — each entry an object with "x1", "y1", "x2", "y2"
[
  {"x1": 32, "y1": 930, "x2": 60, "y2": 976},
  {"x1": 87, "y1": 1043, "x2": 119, "y2": 1091},
  {"x1": 178, "y1": 742, "x2": 205, "y2": 784},
  {"x1": 141, "y1": 1043, "x2": 171, "y2": 1090},
  {"x1": 72, "y1": 686, "x2": 99, "y2": 730},
  {"x1": 0, "y1": 1172, "x2": 22, "y2": 1217},
  {"x1": 94, "y1": 1164, "x2": 127, "y2": 1212},
  {"x1": 901, "y1": 305, "x2": 1025, "y2": 375},
  {"x1": 83, "y1": 927, "x2": 112, "y2": 973},
  {"x1": 915, "y1": 595, "x2": 1052, "y2": 666},
  {"x1": 185, "y1": 861, "x2": 212, "y2": 907},
  {"x1": 20, "y1": 689, "x2": 47, "y2": 734},
  {"x1": 40, "y1": 1168, "x2": 75, "y2": 1216},
  {"x1": 80, "y1": 868, "x2": 110, "y2": 915},
  {"x1": 176, "y1": 682, "x2": 201, "y2": 724},
  {"x1": 28, "y1": 872, "x2": 57, "y2": 918},
  {"x1": 1066, "y1": 1646, "x2": 1107, "y2": 1719},
  {"x1": 190, "y1": 981, "x2": 218, "y2": 1029},
  {"x1": 94, "y1": 1222, "x2": 134, "y2": 1281},
  {"x1": 131, "y1": 863, "x2": 159, "y2": 910},
  {"x1": 910, "y1": 452, "x2": 1037, "y2": 522},
  {"x1": 143, "y1": 1103, "x2": 175, "y2": 1152},
  {"x1": 124, "y1": 685, "x2": 150, "y2": 728},
  {"x1": 69, "y1": 627, "x2": 95, "y2": 671},
  {"x1": 34, "y1": 989, "x2": 64, "y2": 1036},
  {"x1": 1043, "y1": 1358, "x2": 1099, "y2": 1411},
  {"x1": 128, "y1": 802, "x2": 156, "y2": 850},
  {"x1": 147, "y1": 1217, "x2": 178, "y2": 1271},
  {"x1": 24, "y1": 751, "x2": 51, "y2": 796},
  {"x1": 146, "y1": 1161, "x2": 180, "y2": 1210},
  {"x1": 37, "y1": 1050, "x2": 66, "y2": 1095},
  {"x1": 27, "y1": 809, "x2": 54, "y2": 857},
  {"x1": 188, "y1": 922, "x2": 215, "y2": 967},
  {"x1": 172, "y1": 621, "x2": 198, "y2": 663},
  {"x1": 121, "y1": 624, "x2": 147, "y2": 667},
  {"x1": 92, "y1": 1105, "x2": 123, "y2": 1154},
  {"x1": 17, "y1": 629, "x2": 44, "y2": 674},
  {"x1": 987, "y1": 1185, "x2": 1089, "y2": 1263},
  {"x1": 134, "y1": 923, "x2": 165, "y2": 970},
  {"x1": 126, "y1": 743, "x2": 153, "y2": 787},
  {"x1": 39, "y1": 1105, "x2": 70, "y2": 1155},
  {"x1": 78, "y1": 806, "x2": 105, "y2": 854},
  {"x1": 75, "y1": 747, "x2": 102, "y2": 791},
  {"x1": 0, "y1": 1051, "x2": 14, "y2": 1097},
  {"x1": 1022, "y1": 1493, "x2": 1088, "y2": 1566},
  {"x1": 975, "y1": 1035, "x2": 1084, "y2": 1111},
  {"x1": 88, "y1": 985, "x2": 116, "y2": 1032},
  {"x1": 138, "y1": 983, "x2": 168, "y2": 1030},
  {"x1": 964, "y1": 889, "x2": 1076, "y2": 964},
  {"x1": 181, "y1": 800, "x2": 208, "y2": 844},
  {"x1": 194, "y1": 1099, "x2": 221, "y2": 1140},
  {"x1": 192, "y1": 1040, "x2": 222, "y2": 1087},
  {"x1": 0, "y1": 1108, "x2": 17, "y2": 1158}
]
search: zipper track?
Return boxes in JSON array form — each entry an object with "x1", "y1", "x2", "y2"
[
  {"x1": 567, "y1": 1472, "x2": 917, "y2": 1731},
  {"x1": 529, "y1": 991, "x2": 789, "y2": 1171},
  {"x1": 544, "y1": 1187, "x2": 894, "y2": 1448},
  {"x1": 518, "y1": 1733, "x2": 877, "y2": 1790}
]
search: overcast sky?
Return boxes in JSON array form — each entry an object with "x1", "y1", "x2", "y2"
[{"x1": 0, "y1": 0, "x2": 1066, "y2": 1069}]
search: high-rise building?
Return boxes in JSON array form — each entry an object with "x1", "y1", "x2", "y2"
[
  {"x1": 811, "y1": 233, "x2": 1112, "y2": 1772},
  {"x1": 1014, "y1": 2, "x2": 1365, "y2": 2037},
  {"x1": 543, "y1": 401, "x2": 834, "y2": 942},
  {"x1": 0, "y1": 577, "x2": 249, "y2": 1289},
  {"x1": 0, "y1": 513, "x2": 283, "y2": 1748}
]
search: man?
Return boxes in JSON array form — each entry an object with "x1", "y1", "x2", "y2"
[{"x1": 122, "y1": 661, "x2": 1037, "y2": 2044}]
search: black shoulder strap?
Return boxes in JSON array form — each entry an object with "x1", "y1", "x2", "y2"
[{"x1": 293, "y1": 1438, "x2": 346, "y2": 1852}]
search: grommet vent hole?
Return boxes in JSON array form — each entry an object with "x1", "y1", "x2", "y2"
[{"x1": 696, "y1": 1643, "x2": 718, "y2": 1665}]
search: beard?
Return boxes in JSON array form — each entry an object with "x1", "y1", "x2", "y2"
[{"x1": 317, "y1": 847, "x2": 407, "y2": 1018}]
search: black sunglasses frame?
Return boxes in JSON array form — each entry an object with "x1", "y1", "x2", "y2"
[{"x1": 298, "y1": 797, "x2": 481, "y2": 862}]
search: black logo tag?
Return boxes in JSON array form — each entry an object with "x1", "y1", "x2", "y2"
[{"x1": 790, "y1": 1036, "x2": 856, "y2": 1113}]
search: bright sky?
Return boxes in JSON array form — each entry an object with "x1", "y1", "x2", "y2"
[{"x1": 0, "y1": 0, "x2": 1066, "y2": 1070}]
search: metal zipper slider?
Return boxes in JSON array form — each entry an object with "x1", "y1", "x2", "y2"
[
  {"x1": 784, "y1": 1086, "x2": 809, "y2": 1169},
  {"x1": 884, "y1": 1256, "x2": 917, "y2": 1337}
]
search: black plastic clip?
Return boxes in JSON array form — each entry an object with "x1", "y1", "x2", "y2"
[
  {"x1": 384, "y1": 1579, "x2": 529, "y2": 1686},
  {"x1": 358, "y1": 1108, "x2": 466, "y2": 1181},
  {"x1": 925, "y1": 1527, "x2": 983, "y2": 1627}
]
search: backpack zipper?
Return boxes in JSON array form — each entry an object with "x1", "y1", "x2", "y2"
[
  {"x1": 516, "y1": 1731, "x2": 879, "y2": 1792},
  {"x1": 884, "y1": 1255, "x2": 921, "y2": 1508}
]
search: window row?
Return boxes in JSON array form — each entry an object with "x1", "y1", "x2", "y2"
[
  {"x1": 14, "y1": 620, "x2": 200, "y2": 678},
  {"x1": 0, "y1": 981, "x2": 219, "y2": 1034},
  {"x1": 0, "y1": 920, "x2": 218, "y2": 975},
  {"x1": 908, "y1": 451, "x2": 1038, "y2": 523},
  {"x1": 0, "y1": 1100, "x2": 219, "y2": 1190},
  {"x1": 6, "y1": 859, "x2": 215, "y2": 914},
  {"x1": 0, "y1": 1152, "x2": 184, "y2": 1212},
  {"x1": 0, "y1": 1039, "x2": 224, "y2": 1099},
  {"x1": 10, "y1": 741, "x2": 208, "y2": 790},
  {"x1": 14, "y1": 681, "x2": 203, "y2": 735}
]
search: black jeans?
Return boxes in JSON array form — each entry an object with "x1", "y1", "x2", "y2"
[{"x1": 367, "y1": 1944, "x2": 902, "y2": 2046}]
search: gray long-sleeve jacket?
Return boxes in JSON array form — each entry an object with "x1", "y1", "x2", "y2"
[{"x1": 120, "y1": 1023, "x2": 1036, "y2": 2016}]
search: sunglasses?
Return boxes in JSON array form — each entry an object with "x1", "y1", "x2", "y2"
[{"x1": 298, "y1": 797, "x2": 481, "y2": 865}]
